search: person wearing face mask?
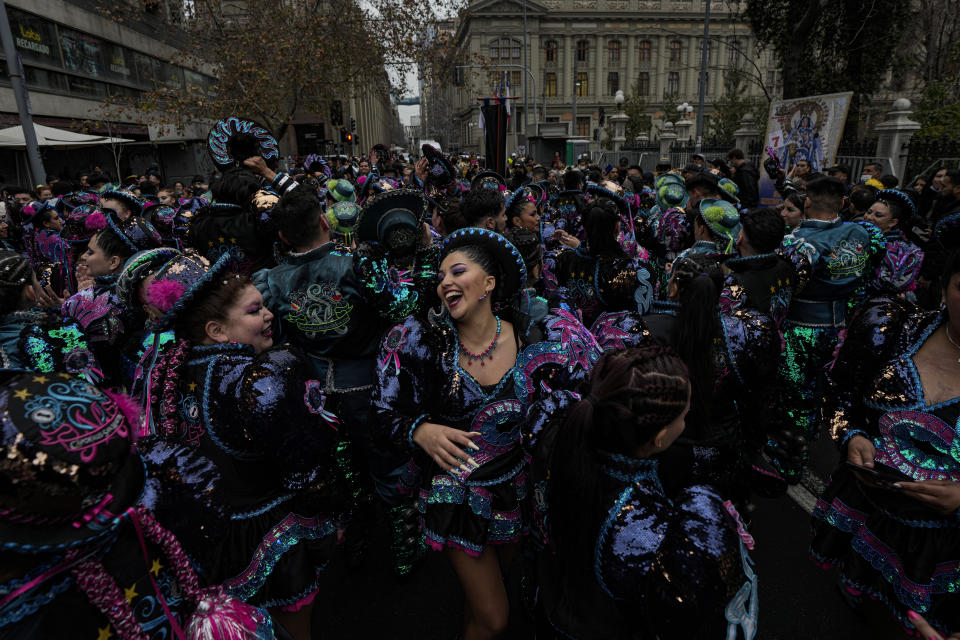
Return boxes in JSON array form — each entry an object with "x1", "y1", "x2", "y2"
[
  {"x1": 535, "y1": 347, "x2": 759, "y2": 640},
  {"x1": 138, "y1": 252, "x2": 349, "y2": 640},
  {"x1": 373, "y1": 227, "x2": 599, "y2": 640}
]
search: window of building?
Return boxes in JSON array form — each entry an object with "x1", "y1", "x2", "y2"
[
  {"x1": 545, "y1": 40, "x2": 557, "y2": 63},
  {"x1": 489, "y1": 38, "x2": 522, "y2": 61},
  {"x1": 637, "y1": 72, "x2": 650, "y2": 96},
  {"x1": 667, "y1": 71, "x2": 680, "y2": 94},
  {"x1": 546, "y1": 116, "x2": 560, "y2": 123},
  {"x1": 510, "y1": 70, "x2": 521, "y2": 92},
  {"x1": 669, "y1": 40, "x2": 682, "y2": 64},
  {"x1": 576, "y1": 116, "x2": 590, "y2": 138},
  {"x1": 544, "y1": 72, "x2": 557, "y2": 97},
  {"x1": 607, "y1": 72, "x2": 619, "y2": 95},
  {"x1": 638, "y1": 40, "x2": 651, "y2": 65},
  {"x1": 576, "y1": 71, "x2": 588, "y2": 96},
  {"x1": 608, "y1": 40, "x2": 621, "y2": 63},
  {"x1": 728, "y1": 39, "x2": 742, "y2": 67},
  {"x1": 697, "y1": 39, "x2": 712, "y2": 65},
  {"x1": 576, "y1": 39, "x2": 589, "y2": 63}
]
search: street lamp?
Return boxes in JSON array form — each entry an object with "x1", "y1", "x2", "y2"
[
  {"x1": 572, "y1": 80, "x2": 582, "y2": 138},
  {"x1": 615, "y1": 89, "x2": 625, "y2": 108}
]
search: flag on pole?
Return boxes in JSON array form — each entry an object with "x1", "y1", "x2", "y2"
[
  {"x1": 504, "y1": 74, "x2": 511, "y2": 117},
  {"x1": 479, "y1": 97, "x2": 488, "y2": 130}
]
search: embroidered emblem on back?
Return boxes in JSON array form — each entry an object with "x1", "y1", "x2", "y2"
[{"x1": 288, "y1": 283, "x2": 353, "y2": 337}]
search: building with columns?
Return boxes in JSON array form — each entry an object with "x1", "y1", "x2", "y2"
[{"x1": 443, "y1": 0, "x2": 779, "y2": 157}]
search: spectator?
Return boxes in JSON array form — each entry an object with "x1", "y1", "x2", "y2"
[
  {"x1": 460, "y1": 187, "x2": 507, "y2": 232},
  {"x1": 860, "y1": 161, "x2": 883, "y2": 182},
  {"x1": 826, "y1": 164, "x2": 851, "y2": 187},
  {"x1": 727, "y1": 148, "x2": 759, "y2": 207},
  {"x1": 8, "y1": 186, "x2": 33, "y2": 206},
  {"x1": 879, "y1": 174, "x2": 899, "y2": 189},
  {"x1": 847, "y1": 184, "x2": 878, "y2": 221},
  {"x1": 931, "y1": 168, "x2": 960, "y2": 225}
]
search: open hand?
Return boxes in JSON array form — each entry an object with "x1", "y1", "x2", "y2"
[
  {"x1": 896, "y1": 480, "x2": 960, "y2": 515},
  {"x1": 412, "y1": 422, "x2": 481, "y2": 473},
  {"x1": 35, "y1": 283, "x2": 63, "y2": 308}
]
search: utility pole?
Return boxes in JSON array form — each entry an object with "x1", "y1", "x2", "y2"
[
  {"x1": 695, "y1": 0, "x2": 712, "y2": 155},
  {"x1": 0, "y1": 1, "x2": 45, "y2": 187},
  {"x1": 572, "y1": 78, "x2": 578, "y2": 139},
  {"x1": 522, "y1": 0, "x2": 528, "y2": 133}
]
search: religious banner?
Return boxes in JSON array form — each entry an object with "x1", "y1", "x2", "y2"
[{"x1": 758, "y1": 91, "x2": 853, "y2": 206}]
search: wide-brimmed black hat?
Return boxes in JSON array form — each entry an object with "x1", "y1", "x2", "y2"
[
  {"x1": 357, "y1": 189, "x2": 425, "y2": 252},
  {"x1": 0, "y1": 370, "x2": 145, "y2": 553},
  {"x1": 59, "y1": 204, "x2": 106, "y2": 244},
  {"x1": 105, "y1": 210, "x2": 163, "y2": 253},
  {"x1": 207, "y1": 116, "x2": 279, "y2": 170},
  {"x1": 422, "y1": 143, "x2": 456, "y2": 188},
  {"x1": 100, "y1": 190, "x2": 144, "y2": 217},
  {"x1": 115, "y1": 247, "x2": 181, "y2": 309},
  {"x1": 586, "y1": 183, "x2": 630, "y2": 217},
  {"x1": 439, "y1": 227, "x2": 526, "y2": 300},
  {"x1": 471, "y1": 170, "x2": 506, "y2": 192},
  {"x1": 55, "y1": 191, "x2": 100, "y2": 216},
  {"x1": 145, "y1": 252, "x2": 234, "y2": 331}
]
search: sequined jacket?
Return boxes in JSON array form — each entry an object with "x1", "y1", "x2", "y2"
[
  {"x1": 538, "y1": 455, "x2": 758, "y2": 640},
  {"x1": 786, "y1": 218, "x2": 884, "y2": 328},
  {"x1": 373, "y1": 307, "x2": 600, "y2": 479},
  {"x1": 353, "y1": 240, "x2": 441, "y2": 323},
  {"x1": 721, "y1": 240, "x2": 810, "y2": 329},
  {"x1": 866, "y1": 230, "x2": 923, "y2": 298},
  {"x1": 145, "y1": 344, "x2": 346, "y2": 538},
  {"x1": 553, "y1": 190, "x2": 589, "y2": 240},
  {"x1": 543, "y1": 247, "x2": 655, "y2": 328},
  {"x1": 0, "y1": 310, "x2": 100, "y2": 381},
  {"x1": 254, "y1": 241, "x2": 397, "y2": 392}
]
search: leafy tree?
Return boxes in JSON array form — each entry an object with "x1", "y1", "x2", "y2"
[
  {"x1": 708, "y1": 71, "x2": 769, "y2": 144},
  {"x1": 744, "y1": 0, "x2": 911, "y2": 139},
  {"x1": 623, "y1": 87, "x2": 652, "y2": 142}
]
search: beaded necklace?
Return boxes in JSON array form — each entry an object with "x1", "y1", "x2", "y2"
[{"x1": 459, "y1": 316, "x2": 501, "y2": 367}]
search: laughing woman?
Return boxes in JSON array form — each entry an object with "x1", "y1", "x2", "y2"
[
  {"x1": 374, "y1": 228, "x2": 599, "y2": 640},
  {"x1": 137, "y1": 252, "x2": 347, "y2": 640}
]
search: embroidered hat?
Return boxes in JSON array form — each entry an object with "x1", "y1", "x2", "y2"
[
  {"x1": 697, "y1": 198, "x2": 741, "y2": 253},
  {"x1": 471, "y1": 170, "x2": 506, "y2": 192},
  {"x1": 0, "y1": 249, "x2": 32, "y2": 289},
  {"x1": 655, "y1": 182, "x2": 689, "y2": 211},
  {"x1": 99, "y1": 190, "x2": 144, "y2": 217},
  {"x1": 207, "y1": 116, "x2": 279, "y2": 170},
  {"x1": 357, "y1": 189, "x2": 425, "y2": 252},
  {"x1": 718, "y1": 177, "x2": 741, "y2": 203},
  {"x1": 422, "y1": 143, "x2": 456, "y2": 188},
  {"x1": 303, "y1": 153, "x2": 332, "y2": 178},
  {"x1": 440, "y1": 227, "x2": 527, "y2": 300},
  {"x1": 325, "y1": 201, "x2": 361, "y2": 245},
  {"x1": 654, "y1": 172, "x2": 685, "y2": 191},
  {"x1": 105, "y1": 210, "x2": 163, "y2": 253},
  {"x1": 59, "y1": 204, "x2": 106, "y2": 244},
  {"x1": 526, "y1": 182, "x2": 546, "y2": 207},
  {"x1": 876, "y1": 188, "x2": 917, "y2": 218},
  {"x1": 145, "y1": 252, "x2": 234, "y2": 331},
  {"x1": 586, "y1": 183, "x2": 630, "y2": 216},
  {"x1": 327, "y1": 179, "x2": 357, "y2": 203},
  {"x1": 141, "y1": 203, "x2": 178, "y2": 244},
  {"x1": 55, "y1": 191, "x2": 100, "y2": 216},
  {"x1": 0, "y1": 370, "x2": 145, "y2": 552},
  {"x1": 358, "y1": 174, "x2": 397, "y2": 204},
  {"x1": 935, "y1": 212, "x2": 960, "y2": 249},
  {"x1": 115, "y1": 247, "x2": 181, "y2": 310},
  {"x1": 505, "y1": 187, "x2": 537, "y2": 219}
]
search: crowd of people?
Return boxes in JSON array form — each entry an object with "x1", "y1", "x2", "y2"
[{"x1": 1, "y1": 116, "x2": 959, "y2": 640}]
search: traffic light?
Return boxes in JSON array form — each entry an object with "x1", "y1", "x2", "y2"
[
  {"x1": 350, "y1": 117, "x2": 356, "y2": 133},
  {"x1": 346, "y1": 133, "x2": 353, "y2": 143}
]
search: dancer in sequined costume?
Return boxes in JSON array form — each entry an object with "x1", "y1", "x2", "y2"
[
  {"x1": 810, "y1": 241, "x2": 960, "y2": 636},
  {"x1": 374, "y1": 228, "x2": 598, "y2": 640},
  {"x1": 862, "y1": 188, "x2": 925, "y2": 299},
  {"x1": 537, "y1": 347, "x2": 758, "y2": 639}
]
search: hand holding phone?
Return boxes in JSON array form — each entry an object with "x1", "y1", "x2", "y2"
[{"x1": 844, "y1": 461, "x2": 906, "y2": 490}]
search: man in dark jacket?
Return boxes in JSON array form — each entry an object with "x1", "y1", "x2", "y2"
[{"x1": 727, "y1": 147, "x2": 760, "y2": 207}]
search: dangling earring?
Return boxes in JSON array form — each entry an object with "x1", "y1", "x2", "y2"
[{"x1": 478, "y1": 291, "x2": 488, "y2": 302}]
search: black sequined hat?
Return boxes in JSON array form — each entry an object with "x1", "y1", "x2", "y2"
[
  {"x1": 0, "y1": 370, "x2": 145, "y2": 553},
  {"x1": 207, "y1": 116, "x2": 279, "y2": 170},
  {"x1": 100, "y1": 190, "x2": 144, "y2": 217},
  {"x1": 0, "y1": 249, "x2": 32, "y2": 289},
  {"x1": 876, "y1": 188, "x2": 917, "y2": 218},
  {"x1": 440, "y1": 227, "x2": 527, "y2": 299},
  {"x1": 146, "y1": 252, "x2": 234, "y2": 332},
  {"x1": 55, "y1": 191, "x2": 100, "y2": 216},
  {"x1": 105, "y1": 210, "x2": 163, "y2": 253},
  {"x1": 59, "y1": 204, "x2": 106, "y2": 244},
  {"x1": 471, "y1": 170, "x2": 506, "y2": 192},
  {"x1": 357, "y1": 189, "x2": 425, "y2": 251},
  {"x1": 935, "y1": 212, "x2": 960, "y2": 250},
  {"x1": 586, "y1": 183, "x2": 630, "y2": 216},
  {"x1": 422, "y1": 143, "x2": 456, "y2": 188},
  {"x1": 115, "y1": 247, "x2": 181, "y2": 310}
]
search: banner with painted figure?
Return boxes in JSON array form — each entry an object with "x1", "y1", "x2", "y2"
[{"x1": 758, "y1": 91, "x2": 853, "y2": 206}]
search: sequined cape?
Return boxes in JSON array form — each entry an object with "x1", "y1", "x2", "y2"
[
  {"x1": 810, "y1": 298, "x2": 960, "y2": 634},
  {"x1": 3, "y1": 310, "x2": 101, "y2": 382},
  {"x1": 373, "y1": 307, "x2": 600, "y2": 556},
  {"x1": 866, "y1": 230, "x2": 923, "y2": 298},
  {"x1": 353, "y1": 239, "x2": 441, "y2": 323},
  {"x1": 543, "y1": 247, "x2": 655, "y2": 328},
  {"x1": 722, "y1": 241, "x2": 810, "y2": 329},
  {"x1": 538, "y1": 455, "x2": 758, "y2": 640},
  {"x1": 142, "y1": 343, "x2": 347, "y2": 606}
]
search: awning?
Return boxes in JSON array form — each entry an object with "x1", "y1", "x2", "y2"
[{"x1": 0, "y1": 123, "x2": 133, "y2": 148}]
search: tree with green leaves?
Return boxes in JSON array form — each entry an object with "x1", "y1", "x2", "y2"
[
  {"x1": 744, "y1": 0, "x2": 911, "y2": 138},
  {"x1": 708, "y1": 71, "x2": 769, "y2": 144},
  {"x1": 622, "y1": 87, "x2": 652, "y2": 142}
]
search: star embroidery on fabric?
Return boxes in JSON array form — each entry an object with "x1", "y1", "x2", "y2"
[
  {"x1": 217, "y1": 236, "x2": 225, "y2": 243},
  {"x1": 188, "y1": 382, "x2": 198, "y2": 392},
  {"x1": 150, "y1": 559, "x2": 162, "y2": 577},
  {"x1": 58, "y1": 372, "x2": 72, "y2": 379},
  {"x1": 13, "y1": 388, "x2": 30, "y2": 401},
  {"x1": 124, "y1": 584, "x2": 138, "y2": 603},
  {"x1": 32, "y1": 375, "x2": 49, "y2": 384},
  {"x1": 96, "y1": 625, "x2": 113, "y2": 640},
  {"x1": 230, "y1": 237, "x2": 237, "y2": 244}
]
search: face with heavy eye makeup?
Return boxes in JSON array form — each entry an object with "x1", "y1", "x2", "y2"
[
  {"x1": 205, "y1": 284, "x2": 275, "y2": 353},
  {"x1": 437, "y1": 250, "x2": 496, "y2": 322}
]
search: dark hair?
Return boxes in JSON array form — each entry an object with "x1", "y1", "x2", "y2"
[
  {"x1": 447, "y1": 243, "x2": 504, "y2": 302},
  {"x1": 210, "y1": 168, "x2": 261, "y2": 205},
  {"x1": 740, "y1": 208, "x2": 785, "y2": 253},
  {"x1": 549, "y1": 346, "x2": 690, "y2": 576},
  {"x1": 879, "y1": 174, "x2": 899, "y2": 189},
  {"x1": 273, "y1": 186, "x2": 326, "y2": 249},
  {"x1": 436, "y1": 197, "x2": 467, "y2": 234},
  {"x1": 95, "y1": 227, "x2": 135, "y2": 262},
  {"x1": 944, "y1": 169, "x2": 960, "y2": 187},
  {"x1": 35, "y1": 207, "x2": 58, "y2": 228},
  {"x1": 866, "y1": 162, "x2": 883, "y2": 174},
  {"x1": 685, "y1": 172, "x2": 722, "y2": 197},
  {"x1": 531, "y1": 166, "x2": 548, "y2": 181},
  {"x1": 709, "y1": 158, "x2": 732, "y2": 179},
  {"x1": 848, "y1": 185, "x2": 877, "y2": 213},
  {"x1": 587, "y1": 168, "x2": 602, "y2": 184},
  {"x1": 7, "y1": 185, "x2": 31, "y2": 197},
  {"x1": 461, "y1": 188, "x2": 504, "y2": 227},
  {"x1": 785, "y1": 190, "x2": 805, "y2": 213},
  {"x1": 562, "y1": 170, "x2": 584, "y2": 191},
  {"x1": 506, "y1": 191, "x2": 534, "y2": 227},
  {"x1": 51, "y1": 181, "x2": 74, "y2": 197},
  {"x1": 669, "y1": 253, "x2": 723, "y2": 434},
  {"x1": 727, "y1": 148, "x2": 745, "y2": 160},
  {"x1": 174, "y1": 274, "x2": 252, "y2": 345},
  {"x1": 585, "y1": 200, "x2": 627, "y2": 259},
  {"x1": 805, "y1": 176, "x2": 846, "y2": 212},
  {"x1": 88, "y1": 174, "x2": 110, "y2": 188},
  {"x1": 139, "y1": 181, "x2": 158, "y2": 196}
]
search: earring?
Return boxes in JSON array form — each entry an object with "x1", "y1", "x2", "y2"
[{"x1": 479, "y1": 291, "x2": 488, "y2": 302}]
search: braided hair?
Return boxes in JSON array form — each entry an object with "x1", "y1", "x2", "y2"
[
  {"x1": 550, "y1": 346, "x2": 690, "y2": 578},
  {"x1": 669, "y1": 252, "x2": 723, "y2": 434}
]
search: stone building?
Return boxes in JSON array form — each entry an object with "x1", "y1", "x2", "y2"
[{"x1": 444, "y1": 0, "x2": 779, "y2": 156}]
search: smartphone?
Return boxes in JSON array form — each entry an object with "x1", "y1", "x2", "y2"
[{"x1": 844, "y1": 461, "x2": 906, "y2": 489}]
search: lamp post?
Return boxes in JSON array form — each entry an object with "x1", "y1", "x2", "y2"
[
  {"x1": 696, "y1": 0, "x2": 712, "y2": 155},
  {"x1": 609, "y1": 89, "x2": 628, "y2": 152},
  {"x1": 675, "y1": 102, "x2": 694, "y2": 143},
  {"x1": 572, "y1": 80, "x2": 582, "y2": 138}
]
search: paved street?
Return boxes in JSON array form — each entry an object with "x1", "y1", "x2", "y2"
[{"x1": 313, "y1": 436, "x2": 869, "y2": 639}]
